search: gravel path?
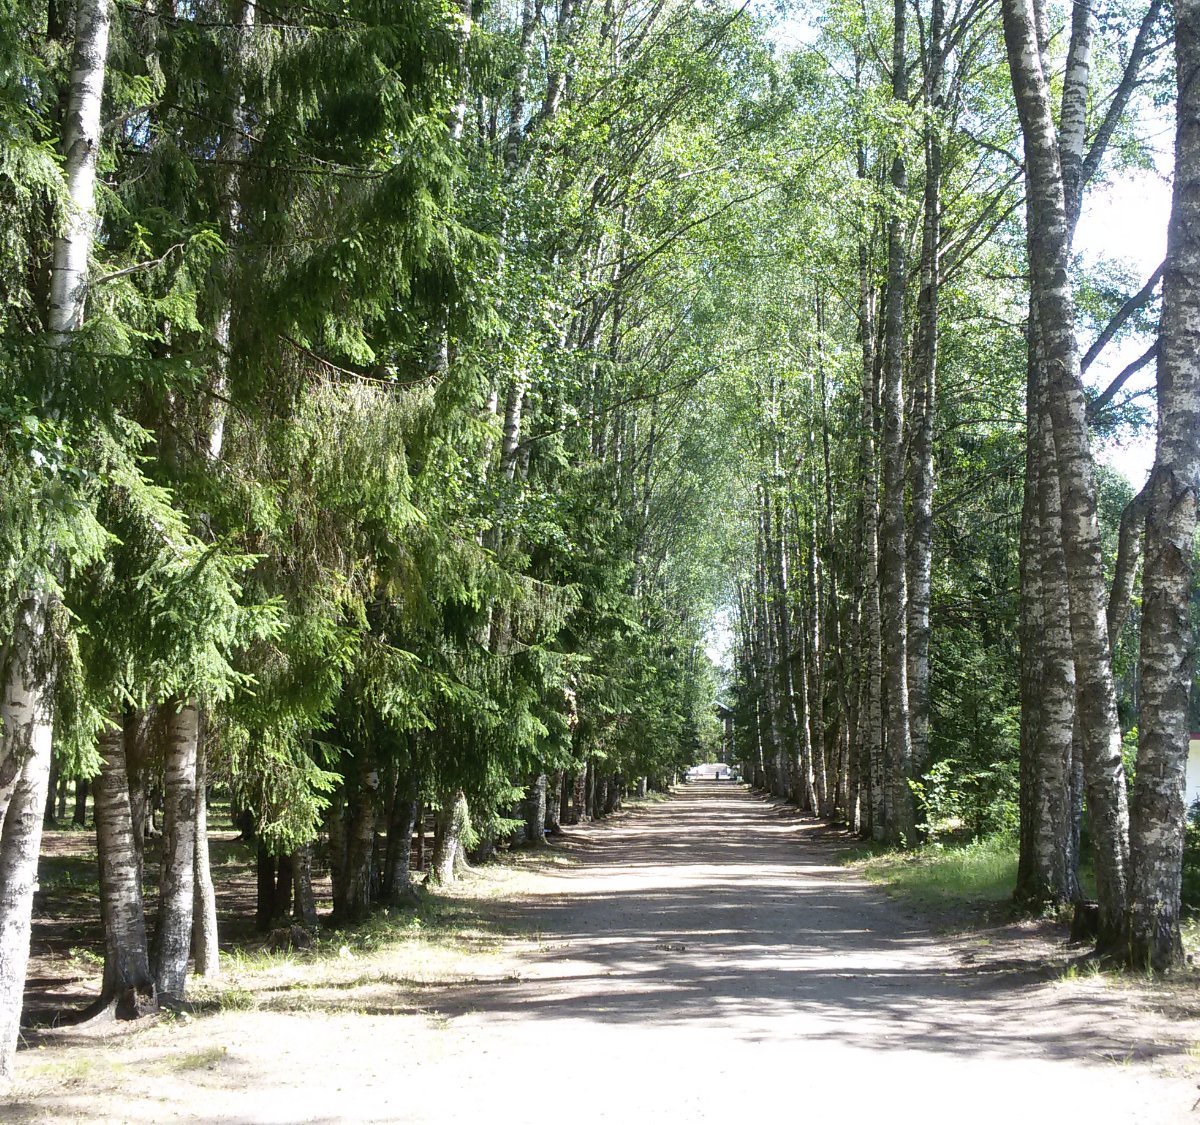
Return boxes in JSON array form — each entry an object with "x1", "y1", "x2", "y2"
[{"x1": 8, "y1": 783, "x2": 1200, "y2": 1123}]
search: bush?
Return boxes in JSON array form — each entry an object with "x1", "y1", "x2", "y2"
[
  {"x1": 914, "y1": 756, "x2": 1018, "y2": 842},
  {"x1": 1182, "y1": 801, "x2": 1200, "y2": 910}
]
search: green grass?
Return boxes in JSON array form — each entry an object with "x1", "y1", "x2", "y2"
[
  {"x1": 848, "y1": 835, "x2": 1020, "y2": 920},
  {"x1": 166, "y1": 1046, "x2": 229, "y2": 1071}
]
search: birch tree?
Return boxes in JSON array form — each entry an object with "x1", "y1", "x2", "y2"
[
  {"x1": 0, "y1": 0, "x2": 112, "y2": 1080},
  {"x1": 1128, "y1": 0, "x2": 1200, "y2": 967}
]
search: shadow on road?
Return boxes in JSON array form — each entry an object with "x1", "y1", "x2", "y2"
[{"x1": 298, "y1": 784, "x2": 1185, "y2": 1069}]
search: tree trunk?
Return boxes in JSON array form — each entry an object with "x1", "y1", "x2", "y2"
[
  {"x1": 1, "y1": 0, "x2": 114, "y2": 1075},
  {"x1": 336, "y1": 758, "x2": 379, "y2": 922},
  {"x1": 1001, "y1": 0, "x2": 1130, "y2": 945},
  {"x1": 414, "y1": 801, "x2": 426, "y2": 871},
  {"x1": 0, "y1": 676, "x2": 52, "y2": 1083},
  {"x1": 524, "y1": 773, "x2": 547, "y2": 844},
  {"x1": 906, "y1": 0, "x2": 942, "y2": 782},
  {"x1": 154, "y1": 702, "x2": 198, "y2": 997},
  {"x1": 857, "y1": 204, "x2": 884, "y2": 839},
  {"x1": 546, "y1": 770, "x2": 564, "y2": 835},
  {"x1": 878, "y1": 0, "x2": 916, "y2": 847},
  {"x1": 383, "y1": 781, "x2": 419, "y2": 906},
  {"x1": 94, "y1": 716, "x2": 157, "y2": 1014},
  {"x1": 0, "y1": 602, "x2": 53, "y2": 833},
  {"x1": 256, "y1": 845, "x2": 278, "y2": 933},
  {"x1": 292, "y1": 845, "x2": 319, "y2": 928},
  {"x1": 605, "y1": 775, "x2": 621, "y2": 814},
  {"x1": 595, "y1": 774, "x2": 609, "y2": 818},
  {"x1": 273, "y1": 852, "x2": 294, "y2": 920},
  {"x1": 430, "y1": 790, "x2": 469, "y2": 886},
  {"x1": 1031, "y1": 386, "x2": 1080, "y2": 904},
  {"x1": 1107, "y1": 486, "x2": 1150, "y2": 645},
  {"x1": 569, "y1": 769, "x2": 584, "y2": 824},
  {"x1": 1016, "y1": 330, "x2": 1080, "y2": 907},
  {"x1": 46, "y1": 0, "x2": 111, "y2": 337},
  {"x1": 191, "y1": 726, "x2": 219, "y2": 979},
  {"x1": 1128, "y1": 11, "x2": 1200, "y2": 966},
  {"x1": 73, "y1": 777, "x2": 89, "y2": 826},
  {"x1": 43, "y1": 760, "x2": 60, "y2": 827}
]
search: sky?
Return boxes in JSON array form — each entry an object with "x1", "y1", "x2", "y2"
[
  {"x1": 1076, "y1": 168, "x2": 1170, "y2": 489},
  {"x1": 700, "y1": 5, "x2": 1172, "y2": 669},
  {"x1": 759, "y1": 3, "x2": 1171, "y2": 489}
]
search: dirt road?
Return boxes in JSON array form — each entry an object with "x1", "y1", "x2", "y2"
[{"x1": 7, "y1": 784, "x2": 1200, "y2": 1123}]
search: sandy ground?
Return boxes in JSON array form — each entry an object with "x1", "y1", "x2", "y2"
[{"x1": 6, "y1": 783, "x2": 1200, "y2": 1124}]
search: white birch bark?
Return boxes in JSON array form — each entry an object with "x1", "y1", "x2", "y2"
[
  {"x1": 0, "y1": 632, "x2": 52, "y2": 1084},
  {"x1": 1001, "y1": 0, "x2": 1130, "y2": 943},
  {"x1": 94, "y1": 716, "x2": 156, "y2": 1006},
  {"x1": 191, "y1": 723, "x2": 220, "y2": 978},
  {"x1": 879, "y1": 0, "x2": 915, "y2": 844},
  {"x1": 154, "y1": 703, "x2": 198, "y2": 996},
  {"x1": 1058, "y1": 0, "x2": 1094, "y2": 230},
  {"x1": 1128, "y1": 0, "x2": 1200, "y2": 967},
  {"x1": 0, "y1": 0, "x2": 112, "y2": 1080},
  {"x1": 859, "y1": 261, "x2": 885, "y2": 839},
  {"x1": 906, "y1": 0, "x2": 943, "y2": 782},
  {"x1": 46, "y1": 0, "x2": 111, "y2": 337}
]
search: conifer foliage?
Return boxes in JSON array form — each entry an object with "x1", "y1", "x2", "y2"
[{"x1": 0, "y1": 0, "x2": 1197, "y2": 1080}]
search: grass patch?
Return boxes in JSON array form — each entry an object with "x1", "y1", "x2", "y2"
[
  {"x1": 850, "y1": 835, "x2": 1019, "y2": 922},
  {"x1": 166, "y1": 1045, "x2": 228, "y2": 1071},
  {"x1": 27, "y1": 1055, "x2": 108, "y2": 1085},
  {"x1": 187, "y1": 982, "x2": 259, "y2": 1011}
]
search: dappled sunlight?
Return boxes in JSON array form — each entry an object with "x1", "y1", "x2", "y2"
[
  {"x1": 334, "y1": 784, "x2": 1194, "y2": 1077},
  {"x1": 17, "y1": 784, "x2": 1200, "y2": 1125}
]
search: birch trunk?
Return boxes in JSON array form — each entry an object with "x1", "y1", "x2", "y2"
[
  {"x1": 571, "y1": 769, "x2": 586, "y2": 824},
  {"x1": 906, "y1": 0, "x2": 943, "y2": 782},
  {"x1": 1002, "y1": 0, "x2": 1130, "y2": 943},
  {"x1": 524, "y1": 773, "x2": 548, "y2": 845},
  {"x1": 1058, "y1": 0, "x2": 1094, "y2": 230},
  {"x1": 1033, "y1": 386, "x2": 1080, "y2": 903},
  {"x1": 0, "y1": 665, "x2": 52, "y2": 1083},
  {"x1": 879, "y1": 0, "x2": 915, "y2": 844},
  {"x1": 0, "y1": 0, "x2": 112, "y2": 1081},
  {"x1": 1107, "y1": 486, "x2": 1150, "y2": 645},
  {"x1": 860, "y1": 283, "x2": 884, "y2": 839},
  {"x1": 1016, "y1": 330, "x2": 1080, "y2": 906},
  {"x1": 154, "y1": 703, "x2": 198, "y2": 996},
  {"x1": 191, "y1": 724, "x2": 219, "y2": 979},
  {"x1": 46, "y1": 0, "x2": 111, "y2": 337},
  {"x1": 335, "y1": 754, "x2": 379, "y2": 921},
  {"x1": 1128, "y1": 4, "x2": 1200, "y2": 965},
  {"x1": 430, "y1": 790, "x2": 469, "y2": 886},
  {"x1": 804, "y1": 500, "x2": 829, "y2": 818},
  {"x1": 94, "y1": 716, "x2": 157, "y2": 1012}
]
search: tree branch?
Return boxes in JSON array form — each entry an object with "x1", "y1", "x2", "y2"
[
  {"x1": 93, "y1": 243, "x2": 184, "y2": 286},
  {"x1": 1086, "y1": 340, "x2": 1159, "y2": 421},
  {"x1": 1080, "y1": 261, "x2": 1164, "y2": 373},
  {"x1": 1107, "y1": 482, "x2": 1150, "y2": 644},
  {"x1": 1080, "y1": 0, "x2": 1166, "y2": 191}
]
